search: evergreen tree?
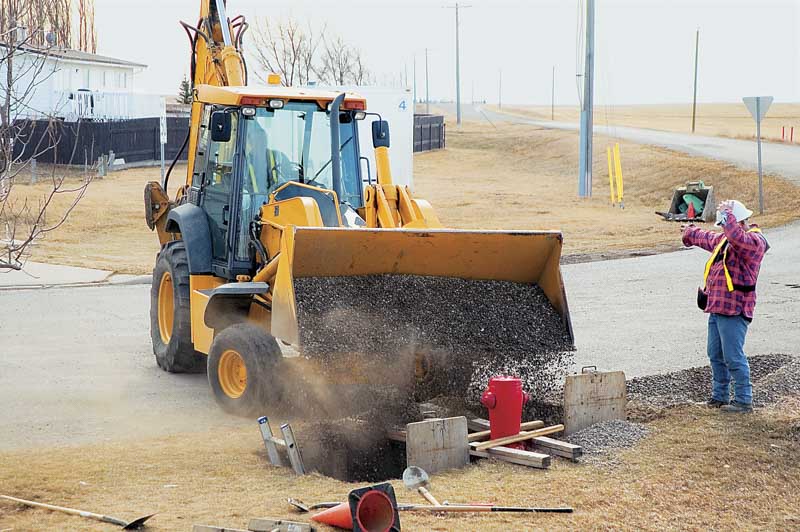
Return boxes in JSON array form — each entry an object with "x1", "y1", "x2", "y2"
[{"x1": 177, "y1": 75, "x2": 193, "y2": 104}]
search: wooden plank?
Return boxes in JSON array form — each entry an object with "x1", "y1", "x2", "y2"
[
  {"x1": 406, "y1": 417, "x2": 469, "y2": 474},
  {"x1": 248, "y1": 517, "x2": 315, "y2": 532},
  {"x1": 472, "y1": 425, "x2": 564, "y2": 451},
  {"x1": 467, "y1": 421, "x2": 545, "y2": 442},
  {"x1": 564, "y1": 370, "x2": 627, "y2": 435},
  {"x1": 532, "y1": 436, "x2": 583, "y2": 459},
  {"x1": 386, "y1": 429, "x2": 407, "y2": 442},
  {"x1": 280, "y1": 423, "x2": 306, "y2": 475},
  {"x1": 257, "y1": 416, "x2": 284, "y2": 467},
  {"x1": 193, "y1": 526, "x2": 250, "y2": 532},
  {"x1": 470, "y1": 446, "x2": 551, "y2": 469},
  {"x1": 467, "y1": 418, "x2": 491, "y2": 432}
]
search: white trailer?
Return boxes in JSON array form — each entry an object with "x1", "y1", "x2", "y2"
[{"x1": 318, "y1": 86, "x2": 414, "y2": 188}]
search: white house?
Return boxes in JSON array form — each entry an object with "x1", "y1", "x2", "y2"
[{"x1": 1, "y1": 45, "x2": 162, "y2": 121}]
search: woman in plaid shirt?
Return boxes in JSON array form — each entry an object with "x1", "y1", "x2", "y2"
[{"x1": 681, "y1": 200, "x2": 769, "y2": 413}]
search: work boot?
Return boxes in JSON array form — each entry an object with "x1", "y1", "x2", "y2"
[
  {"x1": 720, "y1": 401, "x2": 753, "y2": 414},
  {"x1": 707, "y1": 398, "x2": 730, "y2": 408}
]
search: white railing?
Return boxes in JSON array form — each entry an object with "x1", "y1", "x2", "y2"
[{"x1": 22, "y1": 89, "x2": 164, "y2": 121}]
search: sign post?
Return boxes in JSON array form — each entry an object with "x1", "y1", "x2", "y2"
[
  {"x1": 742, "y1": 96, "x2": 773, "y2": 214},
  {"x1": 159, "y1": 97, "x2": 168, "y2": 181}
]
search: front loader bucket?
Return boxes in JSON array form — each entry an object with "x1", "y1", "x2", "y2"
[{"x1": 270, "y1": 227, "x2": 573, "y2": 346}]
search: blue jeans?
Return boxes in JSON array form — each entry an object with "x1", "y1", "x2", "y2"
[{"x1": 707, "y1": 313, "x2": 752, "y2": 404}]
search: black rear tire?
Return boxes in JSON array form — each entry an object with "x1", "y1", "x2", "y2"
[
  {"x1": 150, "y1": 241, "x2": 205, "y2": 373},
  {"x1": 208, "y1": 323, "x2": 284, "y2": 416}
]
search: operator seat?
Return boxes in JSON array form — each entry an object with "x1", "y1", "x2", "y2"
[{"x1": 273, "y1": 183, "x2": 340, "y2": 227}]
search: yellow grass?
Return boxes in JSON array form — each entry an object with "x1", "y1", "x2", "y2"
[
  {"x1": 0, "y1": 402, "x2": 798, "y2": 531},
  {"x1": 8, "y1": 120, "x2": 800, "y2": 274},
  {"x1": 496, "y1": 103, "x2": 800, "y2": 142}
]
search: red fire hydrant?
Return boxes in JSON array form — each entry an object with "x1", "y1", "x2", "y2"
[{"x1": 481, "y1": 376, "x2": 529, "y2": 448}]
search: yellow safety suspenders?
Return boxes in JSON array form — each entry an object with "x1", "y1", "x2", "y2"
[{"x1": 703, "y1": 228, "x2": 762, "y2": 292}]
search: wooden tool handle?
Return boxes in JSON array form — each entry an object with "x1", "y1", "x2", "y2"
[
  {"x1": 417, "y1": 487, "x2": 440, "y2": 506},
  {"x1": 404, "y1": 504, "x2": 573, "y2": 513},
  {"x1": 0, "y1": 495, "x2": 127, "y2": 526}
]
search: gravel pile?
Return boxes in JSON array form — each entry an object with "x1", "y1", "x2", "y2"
[
  {"x1": 567, "y1": 419, "x2": 650, "y2": 455},
  {"x1": 627, "y1": 354, "x2": 797, "y2": 408},
  {"x1": 294, "y1": 275, "x2": 574, "y2": 412},
  {"x1": 753, "y1": 358, "x2": 800, "y2": 405}
]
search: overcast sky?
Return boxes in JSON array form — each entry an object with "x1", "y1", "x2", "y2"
[{"x1": 95, "y1": 0, "x2": 799, "y2": 105}]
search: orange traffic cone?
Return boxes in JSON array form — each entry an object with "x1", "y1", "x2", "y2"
[
  {"x1": 687, "y1": 202, "x2": 696, "y2": 219},
  {"x1": 311, "y1": 502, "x2": 353, "y2": 529}
]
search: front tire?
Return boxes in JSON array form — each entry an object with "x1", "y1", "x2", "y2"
[
  {"x1": 208, "y1": 323, "x2": 283, "y2": 416},
  {"x1": 150, "y1": 241, "x2": 205, "y2": 373}
]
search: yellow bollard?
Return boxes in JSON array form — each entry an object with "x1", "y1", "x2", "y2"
[
  {"x1": 607, "y1": 147, "x2": 615, "y2": 205},
  {"x1": 613, "y1": 143, "x2": 624, "y2": 208}
]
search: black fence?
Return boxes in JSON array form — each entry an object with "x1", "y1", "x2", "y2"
[
  {"x1": 13, "y1": 113, "x2": 446, "y2": 165},
  {"x1": 414, "y1": 114, "x2": 446, "y2": 152},
  {"x1": 12, "y1": 117, "x2": 191, "y2": 165}
]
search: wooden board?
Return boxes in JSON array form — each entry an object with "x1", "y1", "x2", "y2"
[
  {"x1": 467, "y1": 421, "x2": 545, "y2": 442},
  {"x1": 563, "y1": 370, "x2": 626, "y2": 435},
  {"x1": 471, "y1": 424, "x2": 564, "y2": 451},
  {"x1": 470, "y1": 446, "x2": 551, "y2": 469},
  {"x1": 467, "y1": 418, "x2": 491, "y2": 432},
  {"x1": 406, "y1": 417, "x2": 469, "y2": 474},
  {"x1": 248, "y1": 517, "x2": 314, "y2": 532},
  {"x1": 531, "y1": 436, "x2": 583, "y2": 459}
]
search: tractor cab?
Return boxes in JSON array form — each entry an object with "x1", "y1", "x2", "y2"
[{"x1": 186, "y1": 87, "x2": 369, "y2": 280}]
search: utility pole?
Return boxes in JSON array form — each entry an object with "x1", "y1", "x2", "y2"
[
  {"x1": 413, "y1": 55, "x2": 417, "y2": 106},
  {"x1": 691, "y1": 28, "x2": 700, "y2": 133},
  {"x1": 551, "y1": 65, "x2": 555, "y2": 120},
  {"x1": 498, "y1": 68, "x2": 502, "y2": 109},
  {"x1": 446, "y1": 3, "x2": 471, "y2": 127},
  {"x1": 425, "y1": 48, "x2": 430, "y2": 114},
  {"x1": 578, "y1": 0, "x2": 595, "y2": 198}
]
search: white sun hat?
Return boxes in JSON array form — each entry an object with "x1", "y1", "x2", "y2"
[{"x1": 715, "y1": 200, "x2": 754, "y2": 226}]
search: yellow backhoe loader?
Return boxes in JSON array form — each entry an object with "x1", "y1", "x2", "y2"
[{"x1": 144, "y1": 0, "x2": 573, "y2": 415}]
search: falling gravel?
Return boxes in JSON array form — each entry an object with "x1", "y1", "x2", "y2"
[
  {"x1": 294, "y1": 275, "x2": 574, "y2": 410},
  {"x1": 568, "y1": 419, "x2": 650, "y2": 455}
]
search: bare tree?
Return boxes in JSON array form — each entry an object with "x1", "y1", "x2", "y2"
[
  {"x1": 249, "y1": 17, "x2": 371, "y2": 87},
  {"x1": 250, "y1": 17, "x2": 322, "y2": 87},
  {"x1": 1, "y1": 3, "x2": 90, "y2": 271},
  {"x1": 0, "y1": 0, "x2": 96, "y2": 52},
  {"x1": 316, "y1": 35, "x2": 351, "y2": 85},
  {"x1": 350, "y1": 50, "x2": 371, "y2": 86}
]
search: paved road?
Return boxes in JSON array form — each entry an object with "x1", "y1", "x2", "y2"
[
  {"x1": 453, "y1": 104, "x2": 800, "y2": 186},
  {"x1": 2, "y1": 221, "x2": 797, "y2": 450}
]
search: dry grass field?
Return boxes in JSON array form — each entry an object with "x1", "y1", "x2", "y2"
[
  {"x1": 9, "y1": 119, "x2": 800, "y2": 274},
  {"x1": 496, "y1": 103, "x2": 800, "y2": 142},
  {"x1": 1, "y1": 401, "x2": 798, "y2": 531}
]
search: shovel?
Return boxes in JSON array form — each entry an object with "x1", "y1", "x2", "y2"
[
  {"x1": 402, "y1": 466, "x2": 440, "y2": 506},
  {"x1": 0, "y1": 495, "x2": 155, "y2": 529}
]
